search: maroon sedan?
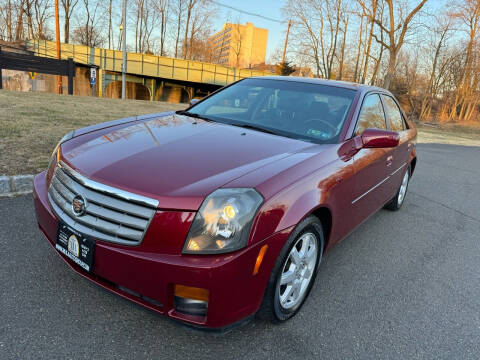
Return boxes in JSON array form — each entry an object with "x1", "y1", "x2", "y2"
[{"x1": 33, "y1": 77, "x2": 417, "y2": 329}]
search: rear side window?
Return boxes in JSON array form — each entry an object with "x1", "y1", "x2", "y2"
[
  {"x1": 382, "y1": 95, "x2": 404, "y2": 131},
  {"x1": 355, "y1": 94, "x2": 386, "y2": 136}
]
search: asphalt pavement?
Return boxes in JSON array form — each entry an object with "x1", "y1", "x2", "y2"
[{"x1": 1, "y1": 143, "x2": 479, "y2": 359}]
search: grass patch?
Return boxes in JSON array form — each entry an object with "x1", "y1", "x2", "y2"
[
  {"x1": 1, "y1": 89, "x2": 478, "y2": 175},
  {"x1": 0, "y1": 90, "x2": 185, "y2": 175}
]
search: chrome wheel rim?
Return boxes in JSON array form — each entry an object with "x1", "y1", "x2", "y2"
[
  {"x1": 398, "y1": 170, "x2": 409, "y2": 205},
  {"x1": 277, "y1": 232, "x2": 318, "y2": 310}
]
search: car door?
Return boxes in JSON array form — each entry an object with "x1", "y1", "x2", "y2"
[
  {"x1": 381, "y1": 94, "x2": 411, "y2": 194},
  {"x1": 351, "y1": 93, "x2": 394, "y2": 226}
]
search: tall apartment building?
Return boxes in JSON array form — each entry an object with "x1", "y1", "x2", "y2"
[{"x1": 209, "y1": 22, "x2": 268, "y2": 69}]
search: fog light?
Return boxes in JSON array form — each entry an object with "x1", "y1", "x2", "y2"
[{"x1": 174, "y1": 285, "x2": 209, "y2": 317}]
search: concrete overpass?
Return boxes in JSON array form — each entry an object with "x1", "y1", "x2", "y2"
[{"x1": 25, "y1": 40, "x2": 271, "y2": 102}]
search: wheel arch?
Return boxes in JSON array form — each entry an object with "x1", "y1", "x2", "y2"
[
  {"x1": 310, "y1": 206, "x2": 332, "y2": 250},
  {"x1": 410, "y1": 156, "x2": 417, "y2": 175},
  {"x1": 253, "y1": 185, "x2": 335, "y2": 251}
]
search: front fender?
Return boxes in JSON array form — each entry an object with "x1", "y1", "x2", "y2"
[
  {"x1": 249, "y1": 174, "x2": 332, "y2": 246},
  {"x1": 248, "y1": 156, "x2": 355, "y2": 249}
]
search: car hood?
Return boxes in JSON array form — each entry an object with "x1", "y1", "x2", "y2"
[{"x1": 60, "y1": 113, "x2": 320, "y2": 210}]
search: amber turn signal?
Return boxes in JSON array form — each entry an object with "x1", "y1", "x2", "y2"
[
  {"x1": 253, "y1": 244, "x2": 268, "y2": 275},
  {"x1": 174, "y1": 284, "x2": 209, "y2": 302}
]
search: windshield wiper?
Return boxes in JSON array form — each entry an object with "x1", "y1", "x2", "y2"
[
  {"x1": 176, "y1": 110, "x2": 213, "y2": 122},
  {"x1": 230, "y1": 123, "x2": 278, "y2": 135}
]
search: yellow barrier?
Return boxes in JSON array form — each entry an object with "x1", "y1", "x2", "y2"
[{"x1": 26, "y1": 39, "x2": 271, "y2": 86}]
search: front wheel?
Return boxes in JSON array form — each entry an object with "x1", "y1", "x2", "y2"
[
  {"x1": 257, "y1": 216, "x2": 324, "y2": 322},
  {"x1": 384, "y1": 166, "x2": 410, "y2": 211}
]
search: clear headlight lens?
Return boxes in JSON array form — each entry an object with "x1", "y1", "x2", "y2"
[
  {"x1": 183, "y1": 188, "x2": 263, "y2": 254},
  {"x1": 47, "y1": 131, "x2": 74, "y2": 172}
]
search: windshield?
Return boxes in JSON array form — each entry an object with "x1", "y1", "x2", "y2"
[{"x1": 187, "y1": 78, "x2": 357, "y2": 144}]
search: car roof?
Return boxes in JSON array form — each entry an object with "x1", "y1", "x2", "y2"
[{"x1": 249, "y1": 76, "x2": 388, "y2": 94}]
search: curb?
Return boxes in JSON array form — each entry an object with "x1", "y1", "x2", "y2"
[{"x1": 0, "y1": 175, "x2": 34, "y2": 197}]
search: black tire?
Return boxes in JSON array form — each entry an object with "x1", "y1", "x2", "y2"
[
  {"x1": 384, "y1": 166, "x2": 410, "y2": 211},
  {"x1": 257, "y1": 215, "x2": 325, "y2": 323}
]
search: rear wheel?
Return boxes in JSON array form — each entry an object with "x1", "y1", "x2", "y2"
[
  {"x1": 385, "y1": 166, "x2": 410, "y2": 211},
  {"x1": 257, "y1": 216, "x2": 324, "y2": 322}
]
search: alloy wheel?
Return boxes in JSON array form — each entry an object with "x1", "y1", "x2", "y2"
[
  {"x1": 277, "y1": 232, "x2": 318, "y2": 310},
  {"x1": 398, "y1": 170, "x2": 409, "y2": 205}
]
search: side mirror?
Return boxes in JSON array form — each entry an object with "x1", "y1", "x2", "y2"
[
  {"x1": 361, "y1": 128, "x2": 400, "y2": 148},
  {"x1": 190, "y1": 98, "x2": 200, "y2": 106}
]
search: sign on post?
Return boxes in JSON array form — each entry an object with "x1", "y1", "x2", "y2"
[
  {"x1": 29, "y1": 72, "x2": 37, "y2": 92},
  {"x1": 90, "y1": 67, "x2": 97, "y2": 97},
  {"x1": 90, "y1": 68, "x2": 97, "y2": 86}
]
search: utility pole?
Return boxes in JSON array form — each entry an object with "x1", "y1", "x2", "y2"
[
  {"x1": 121, "y1": 0, "x2": 127, "y2": 100},
  {"x1": 55, "y1": 0, "x2": 62, "y2": 94},
  {"x1": 281, "y1": 19, "x2": 292, "y2": 64}
]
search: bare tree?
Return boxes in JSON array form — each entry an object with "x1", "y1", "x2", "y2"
[
  {"x1": 358, "y1": 0, "x2": 428, "y2": 89},
  {"x1": 171, "y1": 0, "x2": 184, "y2": 58},
  {"x1": 14, "y1": 0, "x2": 25, "y2": 41},
  {"x1": 182, "y1": 0, "x2": 197, "y2": 59},
  {"x1": 419, "y1": 14, "x2": 452, "y2": 121},
  {"x1": 72, "y1": 0, "x2": 104, "y2": 47},
  {"x1": 32, "y1": 0, "x2": 51, "y2": 39},
  {"x1": 132, "y1": 0, "x2": 158, "y2": 53},
  {"x1": 107, "y1": 0, "x2": 112, "y2": 48},
  {"x1": 448, "y1": 0, "x2": 480, "y2": 121},
  {"x1": 286, "y1": 0, "x2": 347, "y2": 79},
  {"x1": 186, "y1": 2, "x2": 214, "y2": 60},
  {"x1": 134, "y1": 0, "x2": 144, "y2": 52},
  {"x1": 360, "y1": 0, "x2": 378, "y2": 83},
  {"x1": 152, "y1": 0, "x2": 168, "y2": 55},
  {"x1": 230, "y1": 21, "x2": 243, "y2": 67},
  {"x1": 336, "y1": 9, "x2": 349, "y2": 80},
  {"x1": 0, "y1": 0, "x2": 16, "y2": 41}
]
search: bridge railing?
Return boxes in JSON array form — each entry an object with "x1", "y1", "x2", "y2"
[{"x1": 25, "y1": 39, "x2": 272, "y2": 86}]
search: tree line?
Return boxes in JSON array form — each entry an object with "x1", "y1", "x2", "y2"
[
  {"x1": 0, "y1": 0, "x2": 479, "y2": 123},
  {"x1": 284, "y1": 0, "x2": 480, "y2": 123},
  {"x1": 0, "y1": 0, "x2": 217, "y2": 61}
]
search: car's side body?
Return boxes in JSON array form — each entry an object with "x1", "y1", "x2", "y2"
[
  {"x1": 234, "y1": 79, "x2": 417, "y2": 251},
  {"x1": 33, "y1": 77, "x2": 417, "y2": 329}
]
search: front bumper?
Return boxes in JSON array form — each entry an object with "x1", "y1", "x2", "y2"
[{"x1": 33, "y1": 171, "x2": 289, "y2": 328}]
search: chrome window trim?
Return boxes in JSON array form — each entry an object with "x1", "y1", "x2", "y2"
[{"x1": 58, "y1": 161, "x2": 159, "y2": 209}]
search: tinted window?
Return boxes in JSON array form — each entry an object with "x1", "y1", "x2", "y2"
[
  {"x1": 355, "y1": 94, "x2": 386, "y2": 135},
  {"x1": 188, "y1": 78, "x2": 357, "y2": 144},
  {"x1": 382, "y1": 95, "x2": 404, "y2": 131}
]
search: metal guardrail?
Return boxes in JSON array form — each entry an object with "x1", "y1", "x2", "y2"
[
  {"x1": 25, "y1": 39, "x2": 271, "y2": 87},
  {"x1": 0, "y1": 45, "x2": 75, "y2": 94}
]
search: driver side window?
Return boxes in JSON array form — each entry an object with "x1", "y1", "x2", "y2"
[{"x1": 355, "y1": 94, "x2": 387, "y2": 136}]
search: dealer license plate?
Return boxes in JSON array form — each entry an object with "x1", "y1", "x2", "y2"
[{"x1": 55, "y1": 221, "x2": 95, "y2": 272}]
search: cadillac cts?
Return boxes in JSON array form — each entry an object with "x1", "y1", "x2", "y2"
[{"x1": 33, "y1": 77, "x2": 417, "y2": 329}]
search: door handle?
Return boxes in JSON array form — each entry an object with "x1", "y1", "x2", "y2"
[{"x1": 386, "y1": 155, "x2": 393, "y2": 167}]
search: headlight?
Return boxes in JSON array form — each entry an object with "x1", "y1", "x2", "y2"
[
  {"x1": 183, "y1": 188, "x2": 263, "y2": 254},
  {"x1": 47, "y1": 131, "x2": 74, "y2": 172}
]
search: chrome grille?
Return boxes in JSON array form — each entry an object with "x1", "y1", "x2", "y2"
[{"x1": 48, "y1": 162, "x2": 158, "y2": 245}]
